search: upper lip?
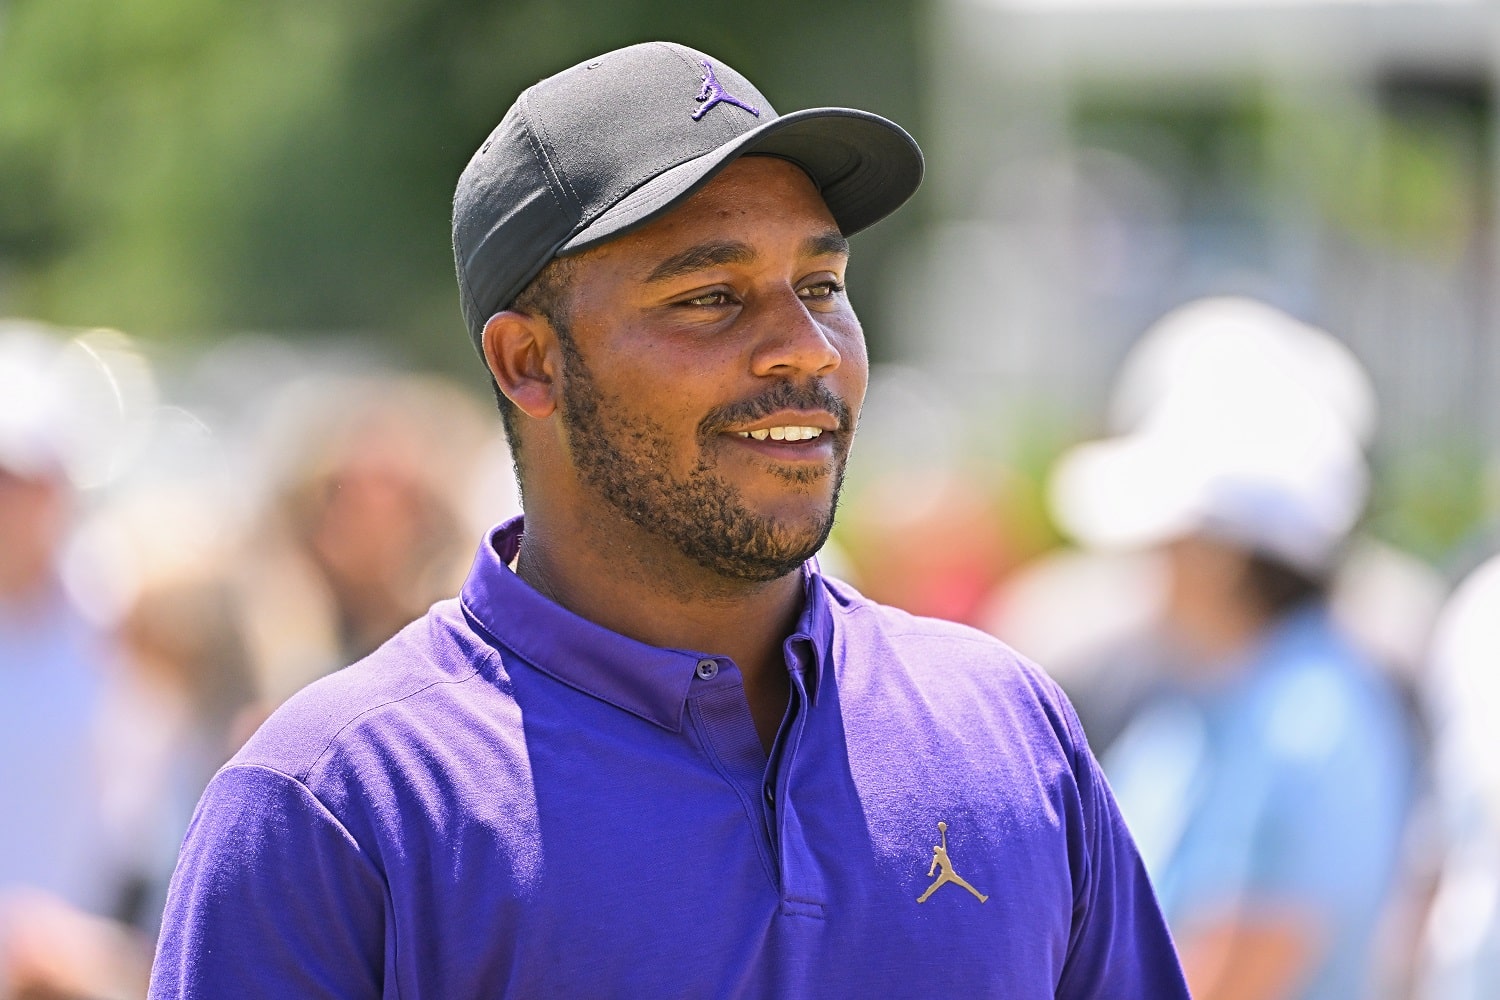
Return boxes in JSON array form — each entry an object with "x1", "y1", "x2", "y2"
[{"x1": 724, "y1": 410, "x2": 842, "y2": 435}]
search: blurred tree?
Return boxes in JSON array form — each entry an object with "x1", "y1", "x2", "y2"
[{"x1": 0, "y1": 0, "x2": 926, "y2": 373}]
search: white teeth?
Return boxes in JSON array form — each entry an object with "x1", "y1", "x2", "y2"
[{"x1": 735, "y1": 426, "x2": 824, "y2": 442}]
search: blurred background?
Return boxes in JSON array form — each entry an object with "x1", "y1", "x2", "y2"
[{"x1": 3, "y1": 0, "x2": 1500, "y2": 998}]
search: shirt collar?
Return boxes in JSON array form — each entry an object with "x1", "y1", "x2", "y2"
[{"x1": 460, "y1": 516, "x2": 833, "y2": 732}]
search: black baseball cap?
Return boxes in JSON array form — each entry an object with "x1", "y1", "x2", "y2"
[{"x1": 452, "y1": 40, "x2": 924, "y2": 351}]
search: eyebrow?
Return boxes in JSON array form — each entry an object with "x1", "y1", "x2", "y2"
[
  {"x1": 803, "y1": 230, "x2": 850, "y2": 259},
  {"x1": 643, "y1": 229, "x2": 851, "y2": 284},
  {"x1": 645, "y1": 241, "x2": 755, "y2": 284}
]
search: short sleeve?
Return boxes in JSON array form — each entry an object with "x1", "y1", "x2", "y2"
[
  {"x1": 148, "y1": 765, "x2": 387, "y2": 999},
  {"x1": 1054, "y1": 697, "x2": 1191, "y2": 1000}
]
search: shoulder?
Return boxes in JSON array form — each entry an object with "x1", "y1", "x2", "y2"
[
  {"x1": 820, "y1": 574, "x2": 1086, "y2": 762},
  {"x1": 1250, "y1": 615, "x2": 1409, "y2": 765},
  {"x1": 230, "y1": 598, "x2": 505, "y2": 792},
  {"x1": 823, "y1": 574, "x2": 1067, "y2": 692}
]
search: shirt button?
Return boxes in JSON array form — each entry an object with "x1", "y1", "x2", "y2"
[
  {"x1": 764, "y1": 783, "x2": 775, "y2": 807},
  {"x1": 695, "y1": 658, "x2": 719, "y2": 680}
]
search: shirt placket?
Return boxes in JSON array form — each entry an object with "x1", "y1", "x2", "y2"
[
  {"x1": 685, "y1": 646, "x2": 825, "y2": 916},
  {"x1": 767, "y1": 657, "x2": 825, "y2": 918}
]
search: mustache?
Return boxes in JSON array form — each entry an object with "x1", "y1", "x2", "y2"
[{"x1": 699, "y1": 379, "x2": 853, "y2": 437}]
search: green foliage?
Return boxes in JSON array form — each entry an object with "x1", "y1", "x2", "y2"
[
  {"x1": 1369, "y1": 440, "x2": 1491, "y2": 566},
  {"x1": 0, "y1": 0, "x2": 925, "y2": 371}
]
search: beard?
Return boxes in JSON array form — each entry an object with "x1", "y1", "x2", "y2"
[{"x1": 555, "y1": 325, "x2": 852, "y2": 583}]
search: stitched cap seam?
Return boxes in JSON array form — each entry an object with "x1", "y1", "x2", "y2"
[
  {"x1": 525, "y1": 110, "x2": 582, "y2": 211},
  {"x1": 662, "y1": 41, "x2": 701, "y2": 76},
  {"x1": 569, "y1": 144, "x2": 718, "y2": 237},
  {"x1": 520, "y1": 91, "x2": 580, "y2": 215},
  {"x1": 453, "y1": 224, "x2": 483, "y2": 334}
]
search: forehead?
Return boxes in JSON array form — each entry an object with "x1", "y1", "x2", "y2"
[{"x1": 578, "y1": 156, "x2": 844, "y2": 273}]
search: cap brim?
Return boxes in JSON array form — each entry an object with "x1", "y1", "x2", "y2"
[
  {"x1": 1049, "y1": 436, "x2": 1203, "y2": 554},
  {"x1": 1049, "y1": 416, "x2": 1368, "y2": 573},
  {"x1": 559, "y1": 107, "x2": 923, "y2": 254}
]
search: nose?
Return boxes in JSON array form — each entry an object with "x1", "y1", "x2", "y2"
[{"x1": 748, "y1": 287, "x2": 846, "y2": 378}]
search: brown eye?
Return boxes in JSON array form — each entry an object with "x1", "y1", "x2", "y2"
[
  {"x1": 799, "y1": 280, "x2": 845, "y2": 300},
  {"x1": 685, "y1": 291, "x2": 734, "y2": 307}
]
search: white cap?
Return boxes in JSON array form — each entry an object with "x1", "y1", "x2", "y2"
[
  {"x1": 0, "y1": 324, "x2": 71, "y2": 478},
  {"x1": 1107, "y1": 296, "x2": 1379, "y2": 446},
  {"x1": 1430, "y1": 555, "x2": 1500, "y2": 710},
  {"x1": 1049, "y1": 299, "x2": 1371, "y2": 574},
  {"x1": 0, "y1": 321, "x2": 160, "y2": 490}
]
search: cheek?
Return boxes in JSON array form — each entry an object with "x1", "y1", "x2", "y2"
[
  {"x1": 599, "y1": 340, "x2": 735, "y2": 418},
  {"x1": 831, "y1": 322, "x2": 869, "y2": 408},
  {"x1": 584, "y1": 359, "x2": 713, "y2": 456}
]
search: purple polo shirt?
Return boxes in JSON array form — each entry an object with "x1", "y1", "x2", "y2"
[{"x1": 150, "y1": 518, "x2": 1186, "y2": 998}]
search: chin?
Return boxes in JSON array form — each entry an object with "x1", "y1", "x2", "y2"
[{"x1": 674, "y1": 506, "x2": 835, "y2": 584}]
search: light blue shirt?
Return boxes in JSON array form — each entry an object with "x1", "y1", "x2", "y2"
[
  {"x1": 1106, "y1": 606, "x2": 1413, "y2": 1000},
  {"x1": 0, "y1": 590, "x2": 112, "y2": 912}
]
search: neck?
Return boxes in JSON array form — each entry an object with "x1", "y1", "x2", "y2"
[
  {"x1": 1166, "y1": 589, "x2": 1270, "y2": 669},
  {"x1": 516, "y1": 503, "x2": 805, "y2": 750}
]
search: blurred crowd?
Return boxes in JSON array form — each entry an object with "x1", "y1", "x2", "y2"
[
  {"x1": 0, "y1": 299, "x2": 1497, "y2": 999},
  {"x1": 0, "y1": 322, "x2": 518, "y2": 998}
]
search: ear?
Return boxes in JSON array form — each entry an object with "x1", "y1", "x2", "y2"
[{"x1": 482, "y1": 311, "x2": 559, "y2": 420}]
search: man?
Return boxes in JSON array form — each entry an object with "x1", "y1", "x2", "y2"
[
  {"x1": 150, "y1": 42, "x2": 1187, "y2": 997},
  {"x1": 1050, "y1": 299, "x2": 1415, "y2": 999}
]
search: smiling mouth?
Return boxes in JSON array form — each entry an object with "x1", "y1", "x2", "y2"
[{"x1": 732, "y1": 426, "x2": 825, "y2": 443}]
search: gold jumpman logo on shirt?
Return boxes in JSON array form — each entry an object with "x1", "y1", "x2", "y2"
[{"x1": 917, "y1": 821, "x2": 988, "y2": 903}]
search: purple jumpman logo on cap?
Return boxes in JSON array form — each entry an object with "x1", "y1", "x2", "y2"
[{"x1": 692, "y1": 60, "x2": 760, "y2": 121}]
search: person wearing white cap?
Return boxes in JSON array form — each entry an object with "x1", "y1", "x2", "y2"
[
  {"x1": 0, "y1": 325, "x2": 154, "y2": 998},
  {"x1": 0, "y1": 328, "x2": 110, "y2": 908},
  {"x1": 1048, "y1": 299, "x2": 1415, "y2": 1000}
]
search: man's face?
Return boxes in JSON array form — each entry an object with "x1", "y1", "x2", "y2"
[{"x1": 548, "y1": 156, "x2": 867, "y2": 582}]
